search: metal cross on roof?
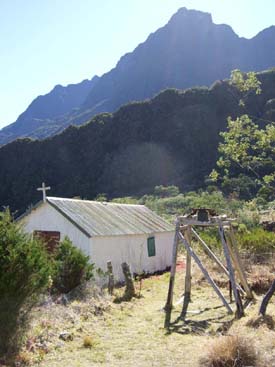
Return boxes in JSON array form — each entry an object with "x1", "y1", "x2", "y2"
[{"x1": 37, "y1": 182, "x2": 51, "y2": 202}]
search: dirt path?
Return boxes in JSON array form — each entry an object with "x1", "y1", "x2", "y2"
[{"x1": 33, "y1": 267, "x2": 235, "y2": 367}]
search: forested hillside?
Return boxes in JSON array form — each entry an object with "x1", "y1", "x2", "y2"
[
  {"x1": 1, "y1": 69, "x2": 275, "y2": 215},
  {"x1": 1, "y1": 7, "x2": 275, "y2": 145}
]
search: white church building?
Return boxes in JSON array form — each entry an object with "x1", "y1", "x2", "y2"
[{"x1": 18, "y1": 194, "x2": 174, "y2": 281}]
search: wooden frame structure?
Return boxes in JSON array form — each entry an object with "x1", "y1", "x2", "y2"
[{"x1": 164, "y1": 210, "x2": 253, "y2": 327}]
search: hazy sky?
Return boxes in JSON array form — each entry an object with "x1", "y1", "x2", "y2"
[{"x1": 1, "y1": 0, "x2": 275, "y2": 129}]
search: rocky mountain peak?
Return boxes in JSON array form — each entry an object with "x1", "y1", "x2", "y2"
[{"x1": 168, "y1": 7, "x2": 213, "y2": 26}]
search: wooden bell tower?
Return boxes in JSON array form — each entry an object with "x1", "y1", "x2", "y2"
[{"x1": 164, "y1": 209, "x2": 253, "y2": 328}]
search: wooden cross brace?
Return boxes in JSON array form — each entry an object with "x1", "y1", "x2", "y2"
[{"x1": 164, "y1": 219, "x2": 252, "y2": 327}]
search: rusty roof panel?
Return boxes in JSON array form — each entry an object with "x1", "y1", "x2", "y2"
[{"x1": 46, "y1": 197, "x2": 173, "y2": 237}]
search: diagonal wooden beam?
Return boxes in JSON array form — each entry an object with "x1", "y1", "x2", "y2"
[
  {"x1": 192, "y1": 228, "x2": 245, "y2": 296},
  {"x1": 227, "y1": 226, "x2": 253, "y2": 299},
  {"x1": 218, "y1": 224, "x2": 244, "y2": 318},
  {"x1": 192, "y1": 228, "x2": 228, "y2": 274},
  {"x1": 178, "y1": 231, "x2": 233, "y2": 314}
]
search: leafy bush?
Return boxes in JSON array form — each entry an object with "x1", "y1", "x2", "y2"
[
  {"x1": 111, "y1": 196, "x2": 138, "y2": 204},
  {"x1": 0, "y1": 211, "x2": 51, "y2": 357},
  {"x1": 114, "y1": 189, "x2": 245, "y2": 224},
  {"x1": 236, "y1": 200, "x2": 260, "y2": 229},
  {"x1": 237, "y1": 227, "x2": 275, "y2": 253},
  {"x1": 221, "y1": 174, "x2": 258, "y2": 200},
  {"x1": 142, "y1": 190, "x2": 235, "y2": 218},
  {"x1": 52, "y1": 237, "x2": 94, "y2": 294},
  {"x1": 198, "y1": 228, "x2": 221, "y2": 252},
  {"x1": 95, "y1": 193, "x2": 107, "y2": 201}
]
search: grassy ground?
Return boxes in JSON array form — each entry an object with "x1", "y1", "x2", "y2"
[{"x1": 16, "y1": 256, "x2": 275, "y2": 367}]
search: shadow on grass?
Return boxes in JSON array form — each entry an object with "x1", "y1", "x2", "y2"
[
  {"x1": 113, "y1": 294, "x2": 144, "y2": 304},
  {"x1": 246, "y1": 314, "x2": 275, "y2": 330},
  {"x1": 165, "y1": 304, "x2": 234, "y2": 335}
]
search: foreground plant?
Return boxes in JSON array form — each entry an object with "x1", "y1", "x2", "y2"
[
  {"x1": 0, "y1": 210, "x2": 51, "y2": 358},
  {"x1": 200, "y1": 335, "x2": 257, "y2": 367},
  {"x1": 52, "y1": 236, "x2": 94, "y2": 294}
]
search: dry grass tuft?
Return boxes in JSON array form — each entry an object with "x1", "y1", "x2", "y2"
[
  {"x1": 246, "y1": 314, "x2": 275, "y2": 330},
  {"x1": 248, "y1": 265, "x2": 274, "y2": 294},
  {"x1": 199, "y1": 335, "x2": 257, "y2": 367},
  {"x1": 83, "y1": 335, "x2": 97, "y2": 348},
  {"x1": 14, "y1": 351, "x2": 32, "y2": 366}
]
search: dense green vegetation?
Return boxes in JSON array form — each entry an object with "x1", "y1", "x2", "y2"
[
  {"x1": 112, "y1": 184, "x2": 275, "y2": 254},
  {"x1": 237, "y1": 227, "x2": 275, "y2": 253},
  {"x1": 52, "y1": 237, "x2": 94, "y2": 294},
  {"x1": 0, "y1": 211, "x2": 51, "y2": 357},
  {"x1": 0, "y1": 213, "x2": 95, "y2": 360},
  {"x1": 1, "y1": 69, "x2": 275, "y2": 215},
  {"x1": 210, "y1": 70, "x2": 275, "y2": 201},
  {"x1": 111, "y1": 185, "x2": 252, "y2": 221},
  {"x1": 210, "y1": 114, "x2": 275, "y2": 200}
]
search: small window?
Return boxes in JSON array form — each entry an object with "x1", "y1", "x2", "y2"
[{"x1": 147, "y1": 237, "x2": 156, "y2": 257}]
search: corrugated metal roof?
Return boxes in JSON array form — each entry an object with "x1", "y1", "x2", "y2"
[{"x1": 46, "y1": 197, "x2": 173, "y2": 237}]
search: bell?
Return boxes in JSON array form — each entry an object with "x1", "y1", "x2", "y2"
[{"x1": 197, "y1": 208, "x2": 209, "y2": 222}]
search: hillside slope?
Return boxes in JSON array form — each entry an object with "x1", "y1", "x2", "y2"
[{"x1": 1, "y1": 70, "x2": 275, "y2": 214}]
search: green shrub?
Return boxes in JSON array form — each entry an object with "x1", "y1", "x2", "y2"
[
  {"x1": 52, "y1": 237, "x2": 94, "y2": 294},
  {"x1": 221, "y1": 174, "x2": 258, "y2": 200},
  {"x1": 111, "y1": 196, "x2": 138, "y2": 204},
  {"x1": 0, "y1": 210, "x2": 51, "y2": 357},
  {"x1": 236, "y1": 200, "x2": 260, "y2": 229},
  {"x1": 237, "y1": 227, "x2": 275, "y2": 253},
  {"x1": 198, "y1": 228, "x2": 221, "y2": 252},
  {"x1": 143, "y1": 190, "x2": 231, "y2": 219},
  {"x1": 198, "y1": 226, "x2": 275, "y2": 254}
]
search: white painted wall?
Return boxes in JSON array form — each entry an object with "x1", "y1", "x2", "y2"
[
  {"x1": 91, "y1": 231, "x2": 174, "y2": 281},
  {"x1": 20, "y1": 203, "x2": 91, "y2": 256},
  {"x1": 20, "y1": 203, "x2": 174, "y2": 282}
]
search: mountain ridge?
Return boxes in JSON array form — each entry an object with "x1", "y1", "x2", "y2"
[
  {"x1": 1, "y1": 7, "x2": 275, "y2": 145},
  {"x1": 1, "y1": 69, "x2": 275, "y2": 215},
  {"x1": 0, "y1": 76, "x2": 99, "y2": 143}
]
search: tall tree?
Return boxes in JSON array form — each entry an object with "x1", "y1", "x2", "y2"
[{"x1": 210, "y1": 70, "x2": 275, "y2": 200}]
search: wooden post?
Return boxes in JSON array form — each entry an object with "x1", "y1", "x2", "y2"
[
  {"x1": 178, "y1": 231, "x2": 233, "y2": 314},
  {"x1": 218, "y1": 224, "x2": 244, "y2": 318},
  {"x1": 259, "y1": 279, "x2": 275, "y2": 316},
  {"x1": 121, "y1": 262, "x2": 135, "y2": 300},
  {"x1": 164, "y1": 220, "x2": 180, "y2": 327},
  {"x1": 181, "y1": 226, "x2": 192, "y2": 319},
  {"x1": 107, "y1": 261, "x2": 114, "y2": 295},
  {"x1": 229, "y1": 281, "x2": 233, "y2": 303},
  {"x1": 228, "y1": 226, "x2": 253, "y2": 299}
]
